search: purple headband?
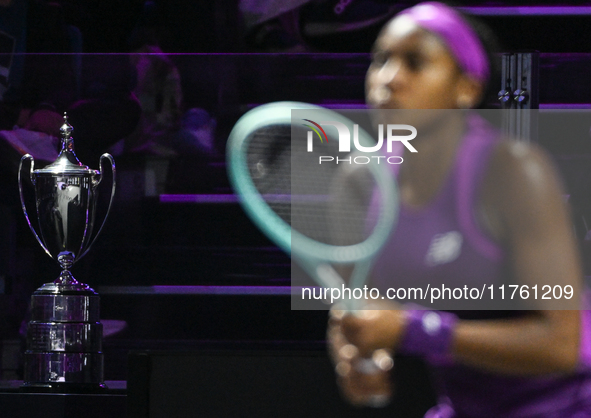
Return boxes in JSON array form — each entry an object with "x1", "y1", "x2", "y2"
[{"x1": 397, "y1": 2, "x2": 490, "y2": 83}]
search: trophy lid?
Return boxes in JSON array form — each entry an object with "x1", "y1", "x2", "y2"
[{"x1": 34, "y1": 113, "x2": 98, "y2": 176}]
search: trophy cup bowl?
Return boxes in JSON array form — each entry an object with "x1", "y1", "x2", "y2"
[{"x1": 17, "y1": 114, "x2": 115, "y2": 392}]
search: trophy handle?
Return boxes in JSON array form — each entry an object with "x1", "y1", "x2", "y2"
[
  {"x1": 78, "y1": 153, "x2": 116, "y2": 260},
  {"x1": 18, "y1": 154, "x2": 53, "y2": 258}
]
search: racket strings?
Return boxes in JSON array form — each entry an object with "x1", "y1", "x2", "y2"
[
  {"x1": 246, "y1": 125, "x2": 292, "y2": 225},
  {"x1": 245, "y1": 124, "x2": 386, "y2": 249}
]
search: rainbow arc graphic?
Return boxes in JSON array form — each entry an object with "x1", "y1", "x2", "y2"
[{"x1": 302, "y1": 119, "x2": 328, "y2": 143}]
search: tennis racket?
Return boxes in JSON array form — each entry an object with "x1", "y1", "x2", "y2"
[
  {"x1": 227, "y1": 101, "x2": 400, "y2": 405},
  {"x1": 226, "y1": 101, "x2": 399, "y2": 309}
]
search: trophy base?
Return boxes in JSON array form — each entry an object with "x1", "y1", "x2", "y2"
[
  {"x1": 23, "y1": 351, "x2": 105, "y2": 389},
  {"x1": 20, "y1": 381, "x2": 108, "y2": 394}
]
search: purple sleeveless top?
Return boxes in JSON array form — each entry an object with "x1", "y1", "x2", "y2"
[{"x1": 370, "y1": 114, "x2": 591, "y2": 417}]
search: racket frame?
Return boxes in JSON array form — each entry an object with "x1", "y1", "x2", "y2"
[{"x1": 227, "y1": 101, "x2": 399, "y2": 292}]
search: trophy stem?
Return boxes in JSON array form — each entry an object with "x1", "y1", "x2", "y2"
[
  {"x1": 56, "y1": 269, "x2": 79, "y2": 286},
  {"x1": 55, "y1": 252, "x2": 80, "y2": 285}
]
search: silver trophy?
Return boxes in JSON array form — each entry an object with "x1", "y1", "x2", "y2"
[{"x1": 17, "y1": 113, "x2": 116, "y2": 392}]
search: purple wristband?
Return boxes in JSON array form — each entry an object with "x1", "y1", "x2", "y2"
[{"x1": 398, "y1": 306, "x2": 458, "y2": 357}]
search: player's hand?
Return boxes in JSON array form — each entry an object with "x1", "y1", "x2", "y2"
[
  {"x1": 327, "y1": 306, "x2": 395, "y2": 407},
  {"x1": 338, "y1": 300, "x2": 406, "y2": 358},
  {"x1": 337, "y1": 356, "x2": 394, "y2": 407}
]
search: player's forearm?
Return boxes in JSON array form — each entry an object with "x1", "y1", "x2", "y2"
[{"x1": 451, "y1": 311, "x2": 579, "y2": 375}]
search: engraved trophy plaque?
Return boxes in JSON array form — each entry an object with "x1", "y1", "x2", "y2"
[{"x1": 17, "y1": 114, "x2": 115, "y2": 392}]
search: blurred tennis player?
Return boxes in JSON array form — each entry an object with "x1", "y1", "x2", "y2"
[{"x1": 328, "y1": 2, "x2": 591, "y2": 417}]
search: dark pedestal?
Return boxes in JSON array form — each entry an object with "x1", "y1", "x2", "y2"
[
  {"x1": 0, "y1": 380, "x2": 127, "y2": 418},
  {"x1": 127, "y1": 349, "x2": 435, "y2": 418}
]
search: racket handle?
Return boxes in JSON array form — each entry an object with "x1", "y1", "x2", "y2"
[
  {"x1": 355, "y1": 358, "x2": 382, "y2": 374},
  {"x1": 365, "y1": 394, "x2": 392, "y2": 408},
  {"x1": 354, "y1": 349, "x2": 394, "y2": 374}
]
